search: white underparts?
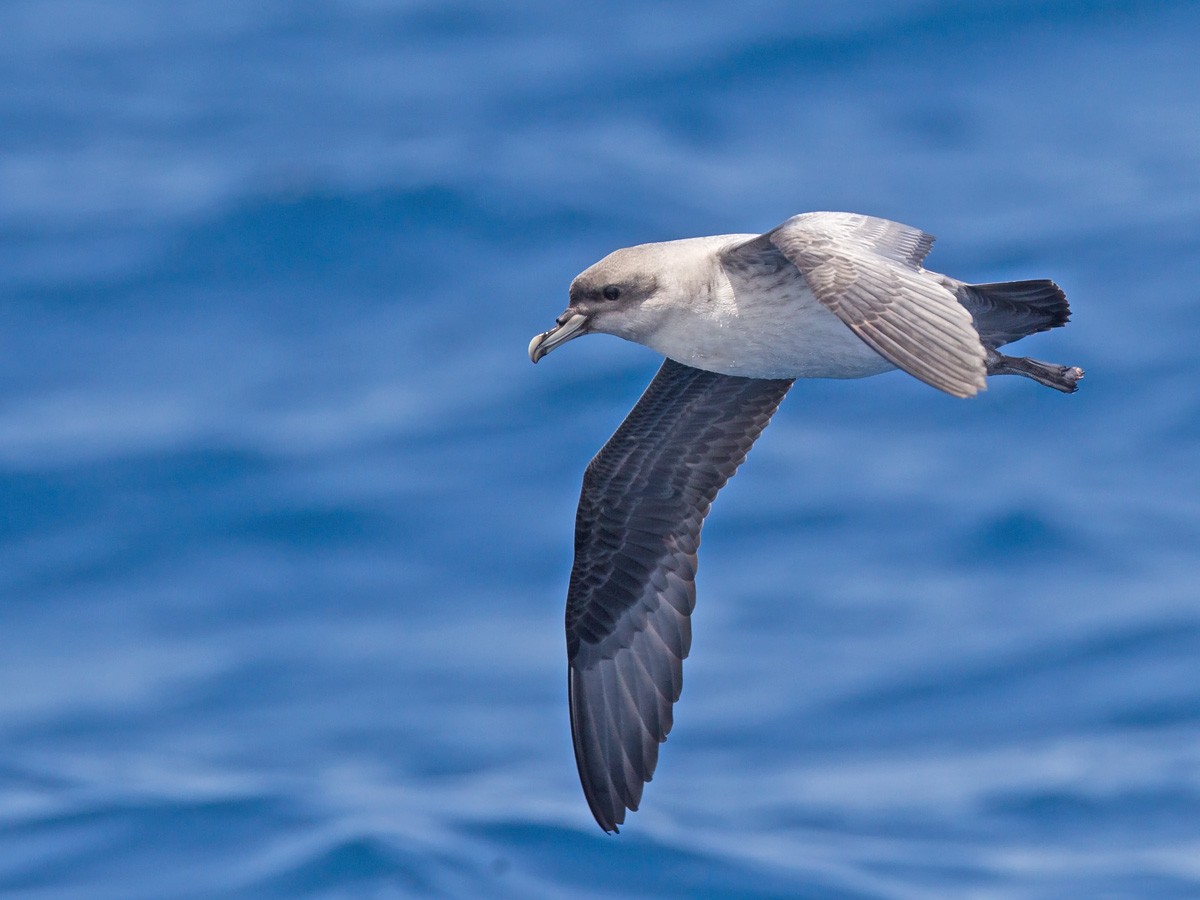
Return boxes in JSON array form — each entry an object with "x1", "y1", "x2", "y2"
[{"x1": 636, "y1": 249, "x2": 895, "y2": 380}]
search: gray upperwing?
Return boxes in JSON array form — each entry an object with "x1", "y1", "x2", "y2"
[
  {"x1": 722, "y1": 212, "x2": 987, "y2": 398},
  {"x1": 566, "y1": 358, "x2": 793, "y2": 832},
  {"x1": 775, "y1": 211, "x2": 937, "y2": 268}
]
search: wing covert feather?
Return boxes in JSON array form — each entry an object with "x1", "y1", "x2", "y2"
[{"x1": 722, "y1": 212, "x2": 987, "y2": 397}]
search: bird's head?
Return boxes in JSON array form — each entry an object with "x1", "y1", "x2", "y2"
[{"x1": 528, "y1": 244, "x2": 671, "y2": 363}]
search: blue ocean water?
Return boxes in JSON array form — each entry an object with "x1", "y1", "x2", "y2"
[{"x1": 3, "y1": 1, "x2": 1199, "y2": 896}]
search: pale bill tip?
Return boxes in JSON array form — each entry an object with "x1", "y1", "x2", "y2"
[
  {"x1": 528, "y1": 331, "x2": 549, "y2": 363},
  {"x1": 528, "y1": 313, "x2": 589, "y2": 364}
]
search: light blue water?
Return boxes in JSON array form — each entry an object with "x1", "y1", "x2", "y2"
[{"x1": 3, "y1": 1, "x2": 1200, "y2": 896}]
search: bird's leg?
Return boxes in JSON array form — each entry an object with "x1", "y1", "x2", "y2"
[{"x1": 985, "y1": 348, "x2": 1084, "y2": 393}]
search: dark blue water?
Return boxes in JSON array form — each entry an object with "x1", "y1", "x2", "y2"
[{"x1": 3, "y1": 1, "x2": 1199, "y2": 896}]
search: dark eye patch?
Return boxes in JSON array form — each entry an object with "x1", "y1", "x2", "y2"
[{"x1": 602, "y1": 285, "x2": 621, "y2": 302}]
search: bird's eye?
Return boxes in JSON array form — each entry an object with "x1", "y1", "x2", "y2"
[{"x1": 602, "y1": 285, "x2": 621, "y2": 302}]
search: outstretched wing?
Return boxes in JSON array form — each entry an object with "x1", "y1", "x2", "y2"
[
  {"x1": 723, "y1": 212, "x2": 987, "y2": 398},
  {"x1": 566, "y1": 358, "x2": 793, "y2": 832}
]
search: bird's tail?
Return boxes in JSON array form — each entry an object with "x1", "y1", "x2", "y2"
[
  {"x1": 955, "y1": 279, "x2": 1070, "y2": 350},
  {"x1": 956, "y1": 279, "x2": 1082, "y2": 393}
]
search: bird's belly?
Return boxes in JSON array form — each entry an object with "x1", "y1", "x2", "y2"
[{"x1": 649, "y1": 292, "x2": 896, "y2": 380}]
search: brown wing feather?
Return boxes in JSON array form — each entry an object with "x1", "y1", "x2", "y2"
[{"x1": 723, "y1": 213, "x2": 987, "y2": 397}]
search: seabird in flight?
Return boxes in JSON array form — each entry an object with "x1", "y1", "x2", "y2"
[{"x1": 528, "y1": 211, "x2": 1083, "y2": 832}]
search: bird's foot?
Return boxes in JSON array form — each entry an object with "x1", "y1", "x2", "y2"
[{"x1": 985, "y1": 350, "x2": 1084, "y2": 394}]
